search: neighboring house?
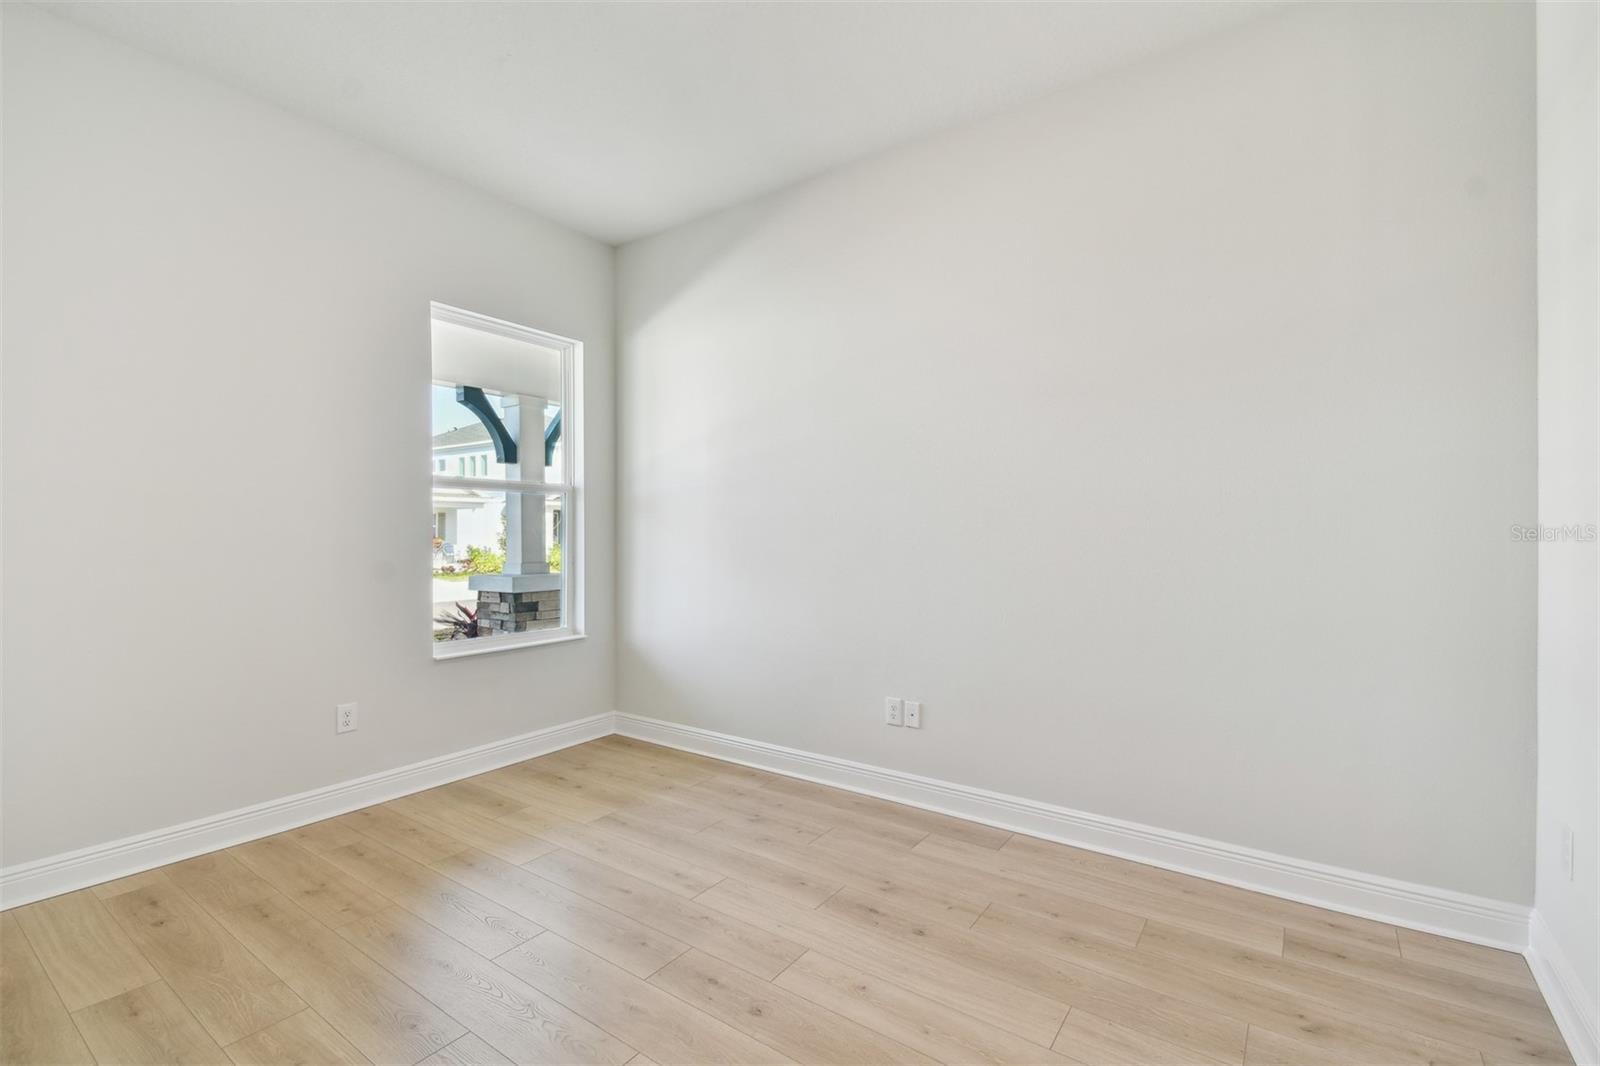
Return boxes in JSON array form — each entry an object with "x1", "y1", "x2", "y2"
[{"x1": 431, "y1": 422, "x2": 561, "y2": 566}]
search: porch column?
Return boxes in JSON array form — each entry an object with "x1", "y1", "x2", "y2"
[
  {"x1": 468, "y1": 393, "x2": 562, "y2": 632},
  {"x1": 501, "y1": 394, "x2": 547, "y2": 576}
]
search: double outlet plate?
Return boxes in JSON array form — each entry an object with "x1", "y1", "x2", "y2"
[{"x1": 884, "y1": 697, "x2": 922, "y2": 728}]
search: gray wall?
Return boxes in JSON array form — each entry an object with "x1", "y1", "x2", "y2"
[
  {"x1": 1534, "y1": 0, "x2": 1598, "y2": 1016},
  {"x1": 1, "y1": 7, "x2": 616, "y2": 866},
  {"x1": 618, "y1": 2, "x2": 1537, "y2": 902}
]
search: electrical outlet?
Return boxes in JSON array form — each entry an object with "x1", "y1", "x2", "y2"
[
  {"x1": 904, "y1": 700, "x2": 922, "y2": 728},
  {"x1": 336, "y1": 702, "x2": 358, "y2": 734},
  {"x1": 1562, "y1": 825, "x2": 1575, "y2": 881},
  {"x1": 884, "y1": 697, "x2": 903, "y2": 726}
]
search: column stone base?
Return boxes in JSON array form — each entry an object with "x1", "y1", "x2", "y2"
[{"x1": 475, "y1": 589, "x2": 561, "y2": 633}]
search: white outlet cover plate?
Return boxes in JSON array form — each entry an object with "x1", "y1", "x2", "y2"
[{"x1": 337, "y1": 702, "x2": 358, "y2": 734}]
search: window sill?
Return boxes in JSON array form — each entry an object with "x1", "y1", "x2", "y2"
[{"x1": 432, "y1": 630, "x2": 584, "y2": 660}]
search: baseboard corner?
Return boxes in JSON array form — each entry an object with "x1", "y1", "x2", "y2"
[{"x1": 1528, "y1": 910, "x2": 1600, "y2": 1065}]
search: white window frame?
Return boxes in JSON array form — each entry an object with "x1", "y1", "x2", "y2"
[{"x1": 430, "y1": 301, "x2": 584, "y2": 660}]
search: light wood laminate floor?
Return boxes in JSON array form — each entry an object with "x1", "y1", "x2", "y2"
[{"x1": 0, "y1": 736, "x2": 1572, "y2": 1065}]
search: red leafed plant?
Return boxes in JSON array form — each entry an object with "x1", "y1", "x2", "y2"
[{"x1": 434, "y1": 604, "x2": 479, "y2": 639}]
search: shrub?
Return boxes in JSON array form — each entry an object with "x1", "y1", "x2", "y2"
[
  {"x1": 465, "y1": 545, "x2": 505, "y2": 574},
  {"x1": 547, "y1": 541, "x2": 562, "y2": 573}
]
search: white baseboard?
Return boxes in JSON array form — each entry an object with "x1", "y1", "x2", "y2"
[
  {"x1": 0, "y1": 706, "x2": 1576, "y2": 1057},
  {"x1": 614, "y1": 712, "x2": 1533, "y2": 952},
  {"x1": 0, "y1": 707, "x2": 1538, "y2": 969},
  {"x1": 1528, "y1": 910, "x2": 1599, "y2": 1065},
  {"x1": 0, "y1": 712, "x2": 614, "y2": 910}
]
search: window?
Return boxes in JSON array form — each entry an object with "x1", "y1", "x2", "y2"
[{"x1": 430, "y1": 303, "x2": 581, "y2": 657}]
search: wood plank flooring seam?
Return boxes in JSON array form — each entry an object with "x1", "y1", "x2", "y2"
[
  {"x1": 1052, "y1": 1005, "x2": 1073, "y2": 1050},
  {"x1": 489, "y1": 933, "x2": 787, "y2": 1064},
  {"x1": 103, "y1": 872, "x2": 320, "y2": 1053},
  {"x1": 483, "y1": 938, "x2": 644, "y2": 1060},
  {"x1": 1, "y1": 913, "x2": 103, "y2": 1064},
  {"x1": 161, "y1": 880, "x2": 326, "y2": 1040}
]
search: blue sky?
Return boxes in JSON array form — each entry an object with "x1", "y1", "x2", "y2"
[{"x1": 431, "y1": 384, "x2": 485, "y2": 436}]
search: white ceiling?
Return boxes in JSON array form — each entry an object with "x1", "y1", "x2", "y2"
[{"x1": 44, "y1": 1, "x2": 1273, "y2": 244}]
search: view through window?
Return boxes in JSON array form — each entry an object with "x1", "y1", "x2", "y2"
[{"x1": 430, "y1": 304, "x2": 578, "y2": 653}]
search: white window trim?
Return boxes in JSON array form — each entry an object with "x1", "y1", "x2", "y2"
[{"x1": 429, "y1": 302, "x2": 584, "y2": 659}]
